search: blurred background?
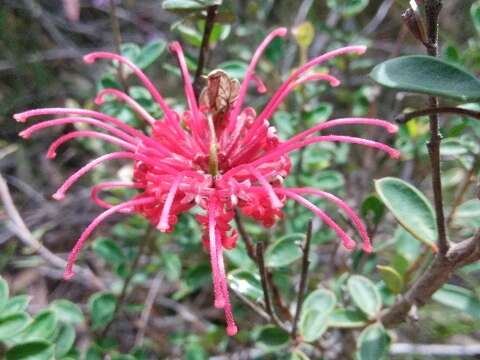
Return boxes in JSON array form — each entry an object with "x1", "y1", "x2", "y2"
[{"x1": 0, "y1": 0, "x2": 479, "y2": 359}]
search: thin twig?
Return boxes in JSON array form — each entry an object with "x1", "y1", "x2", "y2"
[
  {"x1": 424, "y1": 0, "x2": 449, "y2": 256},
  {"x1": 291, "y1": 219, "x2": 313, "y2": 339},
  {"x1": 100, "y1": 225, "x2": 155, "y2": 337},
  {"x1": 134, "y1": 272, "x2": 163, "y2": 347},
  {"x1": 256, "y1": 242, "x2": 289, "y2": 332},
  {"x1": 109, "y1": 0, "x2": 128, "y2": 90},
  {"x1": 0, "y1": 173, "x2": 105, "y2": 290},
  {"x1": 193, "y1": 5, "x2": 218, "y2": 97},
  {"x1": 396, "y1": 107, "x2": 480, "y2": 123},
  {"x1": 234, "y1": 209, "x2": 256, "y2": 261}
]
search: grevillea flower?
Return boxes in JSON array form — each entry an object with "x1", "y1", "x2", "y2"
[{"x1": 14, "y1": 28, "x2": 400, "y2": 336}]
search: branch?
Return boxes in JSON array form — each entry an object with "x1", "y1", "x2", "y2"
[
  {"x1": 193, "y1": 5, "x2": 218, "y2": 97},
  {"x1": 291, "y1": 220, "x2": 313, "y2": 339},
  {"x1": 381, "y1": 231, "x2": 480, "y2": 327},
  {"x1": 256, "y1": 242, "x2": 289, "y2": 332},
  {"x1": 100, "y1": 225, "x2": 155, "y2": 337},
  {"x1": 424, "y1": 0, "x2": 449, "y2": 256},
  {"x1": 109, "y1": 0, "x2": 128, "y2": 90},
  {"x1": 234, "y1": 208, "x2": 256, "y2": 261},
  {"x1": 0, "y1": 173, "x2": 105, "y2": 291},
  {"x1": 396, "y1": 107, "x2": 480, "y2": 123}
]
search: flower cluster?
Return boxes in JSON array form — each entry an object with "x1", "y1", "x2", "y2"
[{"x1": 14, "y1": 28, "x2": 399, "y2": 336}]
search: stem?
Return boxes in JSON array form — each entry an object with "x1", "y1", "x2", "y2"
[
  {"x1": 424, "y1": 0, "x2": 449, "y2": 256},
  {"x1": 256, "y1": 242, "x2": 288, "y2": 331},
  {"x1": 109, "y1": 0, "x2": 128, "y2": 90},
  {"x1": 396, "y1": 107, "x2": 480, "y2": 123},
  {"x1": 100, "y1": 225, "x2": 155, "y2": 337},
  {"x1": 291, "y1": 219, "x2": 313, "y2": 338},
  {"x1": 193, "y1": 5, "x2": 219, "y2": 97},
  {"x1": 234, "y1": 209, "x2": 256, "y2": 260}
]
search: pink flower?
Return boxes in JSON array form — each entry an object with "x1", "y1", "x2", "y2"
[{"x1": 14, "y1": 27, "x2": 399, "y2": 336}]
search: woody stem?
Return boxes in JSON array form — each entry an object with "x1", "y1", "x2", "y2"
[{"x1": 208, "y1": 113, "x2": 219, "y2": 176}]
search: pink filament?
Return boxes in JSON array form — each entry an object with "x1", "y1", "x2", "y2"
[
  {"x1": 248, "y1": 166, "x2": 283, "y2": 208},
  {"x1": 157, "y1": 175, "x2": 183, "y2": 232},
  {"x1": 91, "y1": 181, "x2": 143, "y2": 212},
  {"x1": 226, "y1": 27, "x2": 288, "y2": 134},
  {"x1": 14, "y1": 108, "x2": 170, "y2": 155},
  {"x1": 281, "y1": 189, "x2": 356, "y2": 250},
  {"x1": 19, "y1": 117, "x2": 138, "y2": 144},
  {"x1": 288, "y1": 118, "x2": 399, "y2": 143},
  {"x1": 47, "y1": 130, "x2": 137, "y2": 159},
  {"x1": 288, "y1": 187, "x2": 372, "y2": 252},
  {"x1": 225, "y1": 135, "x2": 400, "y2": 179},
  {"x1": 64, "y1": 196, "x2": 156, "y2": 280},
  {"x1": 208, "y1": 197, "x2": 225, "y2": 308},
  {"x1": 83, "y1": 52, "x2": 176, "y2": 121},
  {"x1": 215, "y1": 230, "x2": 238, "y2": 336},
  {"x1": 52, "y1": 151, "x2": 191, "y2": 200},
  {"x1": 95, "y1": 88, "x2": 157, "y2": 125}
]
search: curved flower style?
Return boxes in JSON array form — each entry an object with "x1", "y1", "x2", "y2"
[{"x1": 14, "y1": 27, "x2": 400, "y2": 336}]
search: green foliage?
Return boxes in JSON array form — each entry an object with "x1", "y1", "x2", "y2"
[
  {"x1": 347, "y1": 275, "x2": 382, "y2": 318},
  {"x1": 299, "y1": 289, "x2": 336, "y2": 342},
  {"x1": 375, "y1": 177, "x2": 438, "y2": 250},
  {"x1": 370, "y1": 55, "x2": 480, "y2": 101},
  {"x1": 356, "y1": 323, "x2": 391, "y2": 360}
]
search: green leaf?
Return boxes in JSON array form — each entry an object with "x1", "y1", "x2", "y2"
[
  {"x1": 361, "y1": 194, "x2": 385, "y2": 226},
  {"x1": 302, "y1": 289, "x2": 337, "y2": 314},
  {"x1": 54, "y1": 323, "x2": 76, "y2": 358},
  {"x1": 299, "y1": 289, "x2": 336, "y2": 342},
  {"x1": 377, "y1": 265, "x2": 403, "y2": 294},
  {"x1": 472, "y1": 2, "x2": 480, "y2": 33},
  {"x1": 88, "y1": 292, "x2": 117, "y2": 329},
  {"x1": 265, "y1": 237, "x2": 303, "y2": 268},
  {"x1": 20, "y1": 310, "x2": 57, "y2": 340},
  {"x1": 375, "y1": 177, "x2": 438, "y2": 251},
  {"x1": 227, "y1": 269, "x2": 263, "y2": 302},
  {"x1": 328, "y1": 308, "x2": 368, "y2": 328},
  {"x1": 370, "y1": 55, "x2": 480, "y2": 102},
  {"x1": 162, "y1": 0, "x2": 221, "y2": 12},
  {"x1": 2, "y1": 295, "x2": 31, "y2": 316},
  {"x1": 433, "y1": 284, "x2": 480, "y2": 319},
  {"x1": 327, "y1": 0, "x2": 369, "y2": 17},
  {"x1": 256, "y1": 325, "x2": 289, "y2": 349},
  {"x1": 357, "y1": 323, "x2": 391, "y2": 360},
  {"x1": 6, "y1": 341, "x2": 55, "y2": 360},
  {"x1": 0, "y1": 276, "x2": 9, "y2": 313},
  {"x1": 347, "y1": 275, "x2": 382, "y2": 318},
  {"x1": 137, "y1": 40, "x2": 166, "y2": 69},
  {"x1": 50, "y1": 299, "x2": 84, "y2": 325},
  {"x1": 299, "y1": 309, "x2": 329, "y2": 342},
  {"x1": 218, "y1": 61, "x2": 248, "y2": 79},
  {"x1": 456, "y1": 199, "x2": 480, "y2": 218},
  {"x1": 92, "y1": 237, "x2": 126, "y2": 266},
  {"x1": 0, "y1": 313, "x2": 30, "y2": 340}
]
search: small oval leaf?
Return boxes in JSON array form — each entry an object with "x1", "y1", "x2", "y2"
[
  {"x1": 265, "y1": 237, "x2": 303, "y2": 268},
  {"x1": 227, "y1": 269, "x2": 263, "y2": 302},
  {"x1": 0, "y1": 277, "x2": 9, "y2": 313},
  {"x1": 377, "y1": 265, "x2": 404, "y2": 294},
  {"x1": 2, "y1": 295, "x2": 31, "y2": 316},
  {"x1": 55, "y1": 323, "x2": 76, "y2": 358},
  {"x1": 256, "y1": 325, "x2": 289, "y2": 349},
  {"x1": 328, "y1": 308, "x2": 368, "y2": 328},
  {"x1": 20, "y1": 310, "x2": 57, "y2": 341},
  {"x1": 370, "y1": 55, "x2": 480, "y2": 102},
  {"x1": 375, "y1": 177, "x2": 438, "y2": 251},
  {"x1": 6, "y1": 341, "x2": 54, "y2": 360},
  {"x1": 88, "y1": 292, "x2": 116, "y2": 329},
  {"x1": 347, "y1": 275, "x2": 382, "y2": 318},
  {"x1": 299, "y1": 309, "x2": 329, "y2": 342},
  {"x1": 357, "y1": 323, "x2": 391, "y2": 360},
  {"x1": 303, "y1": 289, "x2": 337, "y2": 314},
  {"x1": 0, "y1": 313, "x2": 30, "y2": 340},
  {"x1": 50, "y1": 299, "x2": 84, "y2": 325}
]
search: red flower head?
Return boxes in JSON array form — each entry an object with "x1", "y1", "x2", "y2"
[{"x1": 14, "y1": 28, "x2": 400, "y2": 336}]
